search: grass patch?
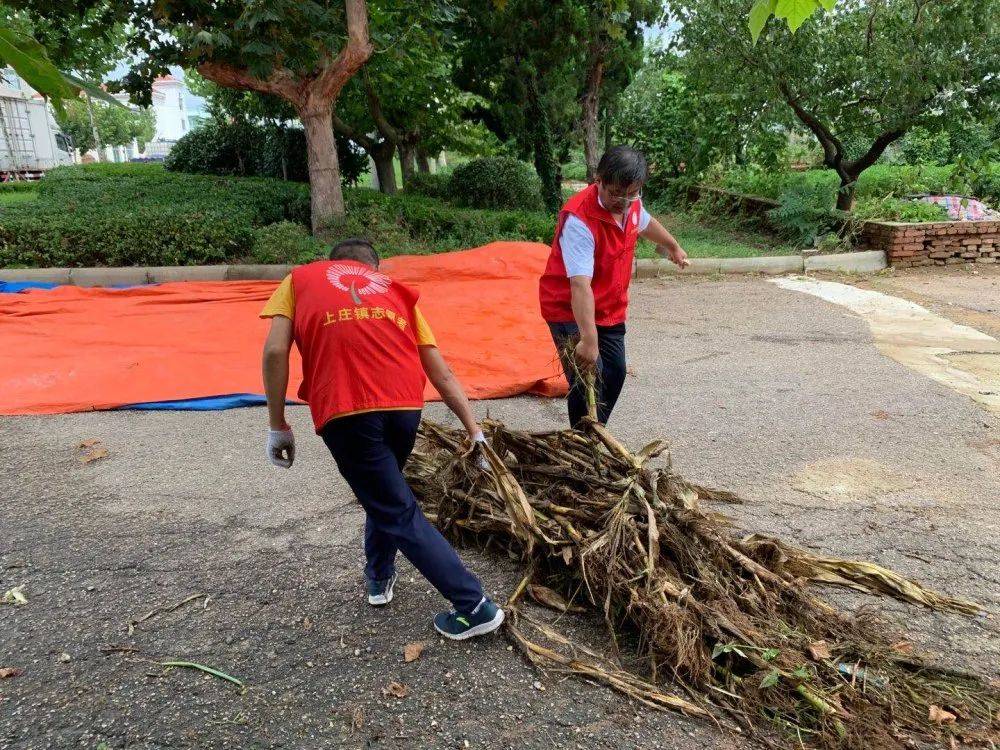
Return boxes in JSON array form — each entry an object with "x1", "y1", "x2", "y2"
[
  {"x1": 0, "y1": 190, "x2": 38, "y2": 206},
  {"x1": 638, "y1": 210, "x2": 798, "y2": 259}
]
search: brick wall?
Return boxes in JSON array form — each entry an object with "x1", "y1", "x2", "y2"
[{"x1": 860, "y1": 221, "x2": 1000, "y2": 267}]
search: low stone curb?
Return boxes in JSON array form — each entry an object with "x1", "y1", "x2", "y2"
[
  {"x1": 0, "y1": 264, "x2": 295, "y2": 287},
  {"x1": 634, "y1": 250, "x2": 886, "y2": 278},
  {"x1": 0, "y1": 252, "x2": 888, "y2": 287}
]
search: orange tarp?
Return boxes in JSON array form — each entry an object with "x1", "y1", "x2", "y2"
[{"x1": 0, "y1": 242, "x2": 566, "y2": 415}]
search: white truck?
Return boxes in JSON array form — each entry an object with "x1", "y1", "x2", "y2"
[{"x1": 0, "y1": 74, "x2": 74, "y2": 179}]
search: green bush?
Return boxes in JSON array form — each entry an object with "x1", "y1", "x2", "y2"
[
  {"x1": 0, "y1": 181, "x2": 39, "y2": 193},
  {"x1": 0, "y1": 203, "x2": 255, "y2": 267},
  {"x1": 715, "y1": 163, "x2": 997, "y2": 206},
  {"x1": 767, "y1": 182, "x2": 844, "y2": 246},
  {"x1": 165, "y1": 120, "x2": 367, "y2": 186},
  {"x1": 250, "y1": 221, "x2": 328, "y2": 264},
  {"x1": 404, "y1": 172, "x2": 451, "y2": 200},
  {"x1": 898, "y1": 128, "x2": 952, "y2": 167},
  {"x1": 0, "y1": 163, "x2": 556, "y2": 267},
  {"x1": 40, "y1": 163, "x2": 311, "y2": 226},
  {"x1": 337, "y1": 192, "x2": 553, "y2": 255},
  {"x1": 561, "y1": 150, "x2": 588, "y2": 182},
  {"x1": 852, "y1": 196, "x2": 949, "y2": 223},
  {"x1": 448, "y1": 157, "x2": 543, "y2": 211}
]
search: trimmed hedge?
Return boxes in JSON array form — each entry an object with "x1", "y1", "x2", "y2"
[
  {"x1": 0, "y1": 163, "x2": 555, "y2": 268},
  {"x1": 164, "y1": 120, "x2": 367, "y2": 186},
  {"x1": 0, "y1": 181, "x2": 40, "y2": 193},
  {"x1": 404, "y1": 172, "x2": 451, "y2": 200},
  {"x1": 448, "y1": 157, "x2": 543, "y2": 211}
]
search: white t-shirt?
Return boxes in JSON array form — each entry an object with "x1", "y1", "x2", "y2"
[{"x1": 560, "y1": 198, "x2": 651, "y2": 278}]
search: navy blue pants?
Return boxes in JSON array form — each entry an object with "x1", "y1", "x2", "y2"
[
  {"x1": 320, "y1": 409, "x2": 485, "y2": 614},
  {"x1": 548, "y1": 322, "x2": 627, "y2": 428}
]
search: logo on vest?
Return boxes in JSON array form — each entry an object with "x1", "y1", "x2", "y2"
[{"x1": 327, "y1": 263, "x2": 392, "y2": 305}]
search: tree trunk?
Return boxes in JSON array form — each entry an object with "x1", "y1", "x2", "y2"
[
  {"x1": 581, "y1": 53, "x2": 605, "y2": 183},
  {"x1": 85, "y1": 94, "x2": 106, "y2": 163},
  {"x1": 835, "y1": 178, "x2": 857, "y2": 211},
  {"x1": 398, "y1": 143, "x2": 416, "y2": 187},
  {"x1": 372, "y1": 142, "x2": 398, "y2": 194},
  {"x1": 416, "y1": 148, "x2": 431, "y2": 173},
  {"x1": 300, "y1": 107, "x2": 345, "y2": 239},
  {"x1": 527, "y1": 75, "x2": 561, "y2": 213}
]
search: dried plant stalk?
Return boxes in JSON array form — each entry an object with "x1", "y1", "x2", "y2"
[{"x1": 406, "y1": 418, "x2": 999, "y2": 750}]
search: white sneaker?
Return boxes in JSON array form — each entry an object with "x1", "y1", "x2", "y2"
[{"x1": 367, "y1": 573, "x2": 396, "y2": 606}]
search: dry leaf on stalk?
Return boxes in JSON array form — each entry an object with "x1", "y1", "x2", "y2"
[
  {"x1": 528, "y1": 584, "x2": 583, "y2": 613},
  {"x1": 383, "y1": 681, "x2": 408, "y2": 699},
  {"x1": 928, "y1": 705, "x2": 956, "y2": 725},
  {"x1": 0, "y1": 667, "x2": 23, "y2": 679},
  {"x1": 403, "y1": 642, "x2": 425, "y2": 663},
  {"x1": 807, "y1": 640, "x2": 831, "y2": 660}
]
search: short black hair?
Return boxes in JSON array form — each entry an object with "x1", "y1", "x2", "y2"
[
  {"x1": 596, "y1": 146, "x2": 648, "y2": 187},
  {"x1": 329, "y1": 237, "x2": 379, "y2": 267}
]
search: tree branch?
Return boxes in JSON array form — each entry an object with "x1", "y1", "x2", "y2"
[
  {"x1": 310, "y1": 0, "x2": 374, "y2": 107},
  {"x1": 197, "y1": 62, "x2": 304, "y2": 108},
  {"x1": 778, "y1": 80, "x2": 845, "y2": 172},
  {"x1": 845, "y1": 127, "x2": 907, "y2": 175},
  {"x1": 363, "y1": 72, "x2": 401, "y2": 144},
  {"x1": 331, "y1": 111, "x2": 374, "y2": 151}
]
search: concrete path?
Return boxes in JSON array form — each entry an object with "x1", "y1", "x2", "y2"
[{"x1": 2, "y1": 275, "x2": 998, "y2": 749}]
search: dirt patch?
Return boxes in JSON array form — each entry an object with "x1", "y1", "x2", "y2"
[{"x1": 790, "y1": 457, "x2": 915, "y2": 503}]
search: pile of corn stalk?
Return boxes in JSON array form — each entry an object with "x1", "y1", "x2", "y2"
[{"x1": 406, "y1": 418, "x2": 999, "y2": 750}]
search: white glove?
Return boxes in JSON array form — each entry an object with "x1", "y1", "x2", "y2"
[
  {"x1": 471, "y1": 431, "x2": 490, "y2": 471},
  {"x1": 267, "y1": 427, "x2": 295, "y2": 468}
]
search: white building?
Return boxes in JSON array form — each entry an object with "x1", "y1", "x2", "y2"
[{"x1": 106, "y1": 74, "x2": 195, "y2": 161}]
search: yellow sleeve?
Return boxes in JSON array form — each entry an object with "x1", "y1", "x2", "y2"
[
  {"x1": 413, "y1": 305, "x2": 437, "y2": 347},
  {"x1": 260, "y1": 275, "x2": 295, "y2": 319}
]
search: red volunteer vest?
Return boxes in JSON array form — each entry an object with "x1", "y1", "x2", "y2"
[
  {"x1": 538, "y1": 183, "x2": 641, "y2": 326},
  {"x1": 290, "y1": 260, "x2": 426, "y2": 431}
]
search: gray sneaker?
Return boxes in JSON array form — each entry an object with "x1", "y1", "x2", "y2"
[{"x1": 367, "y1": 573, "x2": 396, "y2": 606}]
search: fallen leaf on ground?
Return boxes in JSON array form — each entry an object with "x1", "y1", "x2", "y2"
[
  {"x1": 928, "y1": 705, "x2": 956, "y2": 725},
  {"x1": 383, "y1": 681, "x2": 408, "y2": 699},
  {"x1": 403, "y1": 642, "x2": 425, "y2": 663},
  {"x1": 0, "y1": 668, "x2": 23, "y2": 679},
  {"x1": 1, "y1": 586, "x2": 27, "y2": 606},
  {"x1": 807, "y1": 640, "x2": 831, "y2": 660},
  {"x1": 528, "y1": 584, "x2": 583, "y2": 613},
  {"x1": 78, "y1": 439, "x2": 109, "y2": 464}
]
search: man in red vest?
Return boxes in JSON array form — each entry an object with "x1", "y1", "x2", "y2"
[
  {"x1": 259, "y1": 238, "x2": 504, "y2": 641},
  {"x1": 539, "y1": 146, "x2": 689, "y2": 427}
]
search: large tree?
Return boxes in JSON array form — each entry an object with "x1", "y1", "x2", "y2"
[
  {"x1": 676, "y1": 0, "x2": 1000, "y2": 210},
  {"x1": 331, "y1": 0, "x2": 468, "y2": 194},
  {"x1": 453, "y1": 0, "x2": 591, "y2": 212},
  {"x1": 576, "y1": 1, "x2": 662, "y2": 181},
  {"x1": 10, "y1": 0, "x2": 373, "y2": 238}
]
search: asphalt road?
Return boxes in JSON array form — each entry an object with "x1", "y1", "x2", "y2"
[{"x1": 2, "y1": 274, "x2": 998, "y2": 749}]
